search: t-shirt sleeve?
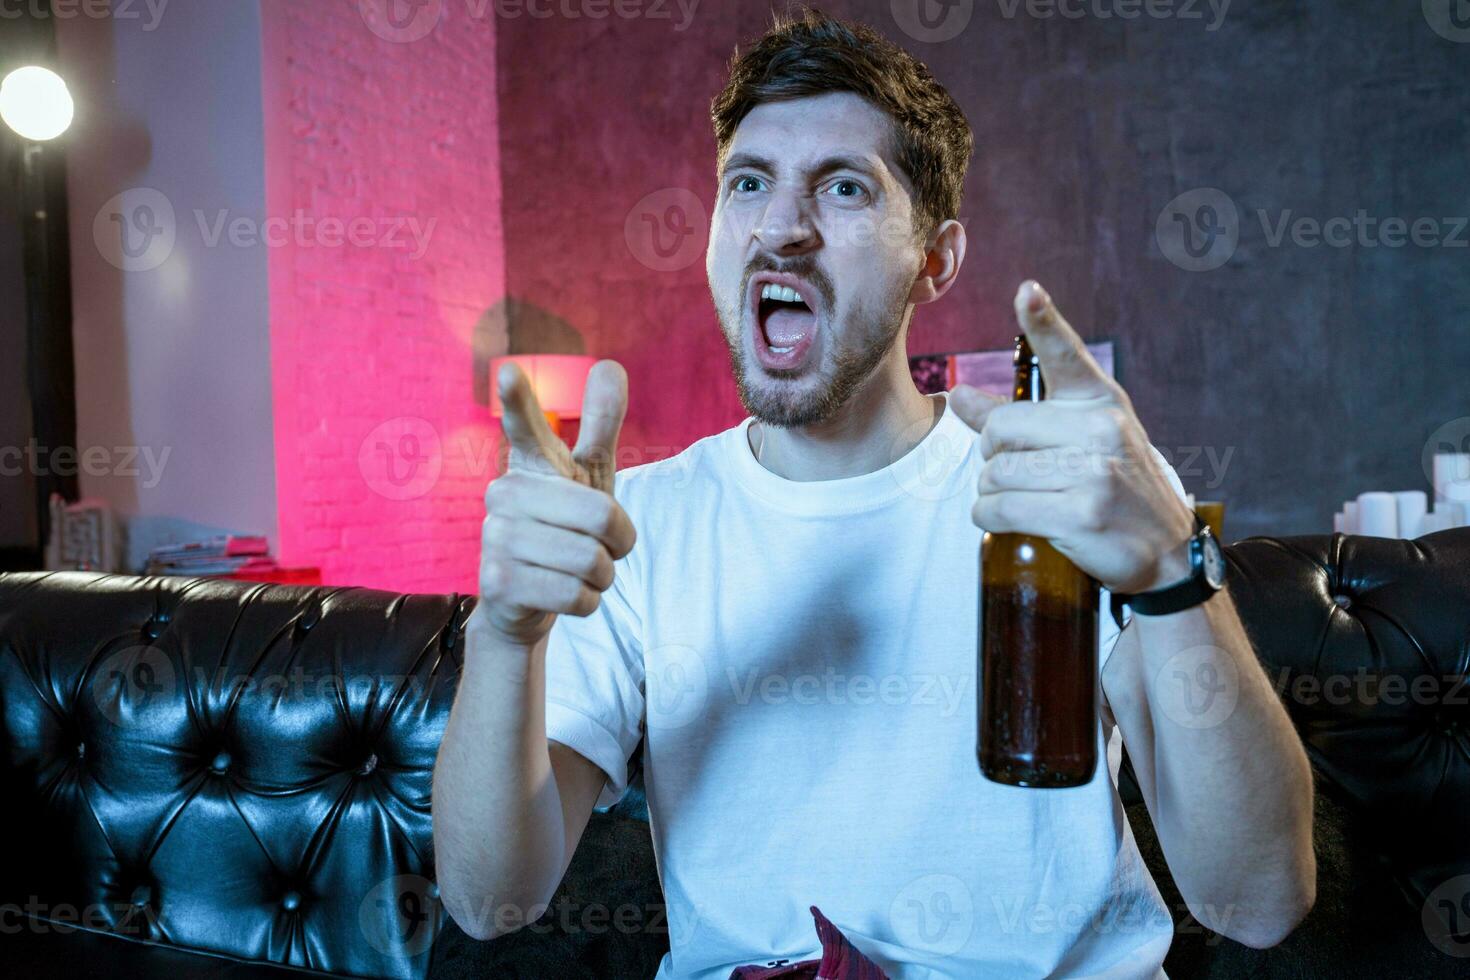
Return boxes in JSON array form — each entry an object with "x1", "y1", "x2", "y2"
[
  {"x1": 543, "y1": 521, "x2": 647, "y2": 811},
  {"x1": 1098, "y1": 446, "x2": 1191, "y2": 669}
]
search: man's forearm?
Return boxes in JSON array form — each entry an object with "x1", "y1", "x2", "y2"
[
  {"x1": 432, "y1": 621, "x2": 566, "y2": 940},
  {"x1": 1104, "y1": 591, "x2": 1316, "y2": 948}
]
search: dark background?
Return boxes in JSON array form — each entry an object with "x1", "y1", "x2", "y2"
[{"x1": 497, "y1": 0, "x2": 1469, "y2": 539}]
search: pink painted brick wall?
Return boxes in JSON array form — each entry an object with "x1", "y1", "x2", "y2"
[{"x1": 260, "y1": 0, "x2": 503, "y2": 593}]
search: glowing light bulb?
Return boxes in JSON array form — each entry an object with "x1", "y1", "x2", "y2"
[{"x1": 0, "y1": 66, "x2": 75, "y2": 142}]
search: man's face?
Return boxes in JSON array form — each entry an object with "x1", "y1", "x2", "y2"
[{"x1": 706, "y1": 92, "x2": 928, "y2": 428}]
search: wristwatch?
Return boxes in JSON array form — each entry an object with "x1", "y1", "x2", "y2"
[{"x1": 1110, "y1": 514, "x2": 1226, "y2": 630}]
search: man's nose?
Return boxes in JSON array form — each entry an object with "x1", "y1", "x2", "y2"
[{"x1": 752, "y1": 189, "x2": 819, "y2": 254}]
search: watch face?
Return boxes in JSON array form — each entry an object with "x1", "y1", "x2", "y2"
[{"x1": 1200, "y1": 534, "x2": 1227, "y2": 589}]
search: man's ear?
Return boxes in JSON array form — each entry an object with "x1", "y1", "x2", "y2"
[{"x1": 909, "y1": 219, "x2": 967, "y2": 306}]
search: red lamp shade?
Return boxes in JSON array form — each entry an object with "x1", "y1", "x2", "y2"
[{"x1": 489, "y1": 355, "x2": 597, "y2": 433}]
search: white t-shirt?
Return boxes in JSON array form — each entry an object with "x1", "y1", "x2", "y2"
[{"x1": 544, "y1": 393, "x2": 1182, "y2": 979}]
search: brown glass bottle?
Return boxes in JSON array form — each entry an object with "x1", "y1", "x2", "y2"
[{"x1": 978, "y1": 335, "x2": 1101, "y2": 788}]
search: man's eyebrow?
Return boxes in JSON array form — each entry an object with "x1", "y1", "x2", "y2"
[{"x1": 719, "y1": 152, "x2": 886, "y2": 181}]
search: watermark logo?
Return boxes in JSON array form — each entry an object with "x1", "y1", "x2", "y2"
[
  {"x1": 360, "y1": 874, "x2": 439, "y2": 957},
  {"x1": 994, "y1": 0, "x2": 1230, "y2": 31},
  {"x1": 1423, "y1": 0, "x2": 1470, "y2": 43},
  {"x1": 891, "y1": 0, "x2": 974, "y2": 43},
  {"x1": 1423, "y1": 874, "x2": 1470, "y2": 956},
  {"x1": 1156, "y1": 187, "x2": 1238, "y2": 272},
  {"x1": 92, "y1": 644, "x2": 176, "y2": 727},
  {"x1": 1154, "y1": 644, "x2": 1239, "y2": 729},
  {"x1": 359, "y1": 0, "x2": 445, "y2": 42},
  {"x1": 645, "y1": 644, "x2": 710, "y2": 731},
  {"x1": 624, "y1": 188, "x2": 707, "y2": 272},
  {"x1": 94, "y1": 188, "x2": 176, "y2": 272},
  {"x1": 888, "y1": 873, "x2": 974, "y2": 955},
  {"x1": 359, "y1": 417, "x2": 444, "y2": 500},
  {"x1": 0, "y1": 0, "x2": 171, "y2": 32},
  {"x1": 890, "y1": 408, "x2": 975, "y2": 503},
  {"x1": 1422, "y1": 417, "x2": 1470, "y2": 502}
]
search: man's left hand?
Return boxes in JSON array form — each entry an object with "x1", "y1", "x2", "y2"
[{"x1": 950, "y1": 280, "x2": 1196, "y2": 595}]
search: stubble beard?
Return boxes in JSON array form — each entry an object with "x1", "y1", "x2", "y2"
[{"x1": 715, "y1": 282, "x2": 912, "y2": 429}]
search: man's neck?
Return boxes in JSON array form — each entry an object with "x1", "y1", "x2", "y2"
[{"x1": 746, "y1": 357, "x2": 944, "y2": 482}]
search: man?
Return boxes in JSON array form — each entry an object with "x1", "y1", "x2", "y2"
[{"x1": 433, "y1": 10, "x2": 1315, "y2": 978}]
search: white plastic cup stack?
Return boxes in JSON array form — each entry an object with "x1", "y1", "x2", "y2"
[
  {"x1": 1355, "y1": 492, "x2": 1398, "y2": 537},
  {"x1": 1433, "y1": 454, "x2": 1470, "y2": 507},
  {"x1": 1395, "y1": 491, "x2": 1428, "y2": 538}
]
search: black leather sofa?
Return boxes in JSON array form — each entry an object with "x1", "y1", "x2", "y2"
[{"x1": 2, "y1": 530, "x2": 1467, "y2": 978}]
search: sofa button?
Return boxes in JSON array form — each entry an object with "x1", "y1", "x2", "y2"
[
  {"x1": 76, "y1": 742, "x2": 86, "y2": 760},
  {"x1": 130, "y1": 885, "x2": 152, "y2": 908},
  {"x1": 1332, "y1": 593, "x2": 1352, "y2": 610},
  {"x1": 357, "y1": 753, "x2": 378, "y2": 776},
  {"x1": 298, "y1": 605, "x2": 321, "y2": 632},
  {"x1": 282, "y1": 891, "x2": 302, "y2": 912},
  {"x1": 211, "y1": 751, "x2": 231, "y2": 774},
  {"x1": 427, "y1": 882, "x2": 440, "y2": 901}
]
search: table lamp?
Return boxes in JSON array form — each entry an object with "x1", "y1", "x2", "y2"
[{"x1": 489, "y1": 354, "x2": 597, "y2": 439}]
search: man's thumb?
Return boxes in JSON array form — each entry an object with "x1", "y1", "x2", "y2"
[
  {"x1": 949, "y1": 384, "x2": 1004, "y2": 435},
  {"x1": 571, "y1": 359, "x2": 629, "y2": 491}
]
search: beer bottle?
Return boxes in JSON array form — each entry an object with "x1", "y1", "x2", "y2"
[{"x1": 978, "y1": 335, "x2": 1100, "y2": 787}]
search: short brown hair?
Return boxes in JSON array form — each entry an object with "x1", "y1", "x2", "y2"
[{"x1": 710, "y1": 6, "x2": 974, "y2": 240}]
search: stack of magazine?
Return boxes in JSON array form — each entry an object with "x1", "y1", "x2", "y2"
[{"x1": 144, "y1": 534, "x2": 279, "y2": 577}]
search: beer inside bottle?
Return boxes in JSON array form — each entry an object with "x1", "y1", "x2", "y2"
[{"x1": 978, "y1": 335, "x2": 1101, "y2": 788}]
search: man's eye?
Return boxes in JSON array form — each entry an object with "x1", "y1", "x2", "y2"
[
  {"x1": 732, "y1": 175, "x2": 765, "y2": 194},
  {"x1": 826, "y1": 180, "x2": 866, "y2": 200}
]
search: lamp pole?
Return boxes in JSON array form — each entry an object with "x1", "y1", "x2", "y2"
[{"x1": 17, "y1": 134, "x2": 79, "y2": 552}]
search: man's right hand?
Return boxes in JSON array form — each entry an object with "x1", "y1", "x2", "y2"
[{"x1": 473, "y1": 359, "x2": 635, "y2": 650}]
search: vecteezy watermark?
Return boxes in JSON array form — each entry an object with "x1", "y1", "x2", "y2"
[
  {"x1": 1422, "y1": 0, "x2": 1470, "y2": 44},
  {"x1": 358, "y1": 0, "x2": 700, "y2": 43},
  {"x1": 194, "y1": 210, "x2": 437, "y2": 260},
  {"x1": 645, "y1": 643, "x2": 711, "y2": 731},
  {"x1": 93, "y1": 189, "x2": 437, "y2": 272},
  {"x1": 1257, "y1": 210, "x2": 1470, "y2": 250},
  {"x1": 359, "y1": 417, "x2": 445, "y2": 502},
  {"x1": 358, "y1": 415, "x2": 699, "y2": 500},
  {"x1": 646, "y1": 645, "x2": 970, "y2": 732},
  {"x1": 1, "y1": 896, "x2": 162, "y2": 935},
  {"x1": 993, "y1": 0, "x2": 1230, "y2": 31},
  {"x1": 94, "y1": 188, "x2": 177, "y2": 273},
  {"x1": 990, "y1": 894, "x2": 1234, "y2": 943},
  {"x1": 888, "y1": 874, "x2": 975, "y2": 956},
  {"x1": 0, "y1": 0, "x2": 170, "y2": 31},
  {"x1": 437, "y1": 891, "x2": 682, "y2": 944},
  {"x1": 1153, "y1": 644, "x2": 1240, "y2": 729},
  {"x1": 1422, "y1": 417, "x2": 1470, "y2": 499},
  {"x1": 1422, "y1": 874, "x2": 1470, "y2": 957},
  {"x1": 359, "y1": 875, "x2": 440, "y2": 957},
  {"x1": 1158, "y1": 187, "x2": 1470, "y2": 272},
  {"x1": 625, "y1": 187, "x2": 708, "y2": 272},
  {"x1": 1268, "y1": 667, "x2": 1468, "y2": 711},
  {"x1": 726, "y1": 667, "x2": 969, "y2": 716},
  {"x1": 92, "y1": 658, "x2": 456, "y2": 728},
  {"x1": 1155, "y1": 188, "x2": 1239, "y2": 272},
  {"x1": 890, "y1": 0, "x2": 975, "y2": 44},
  {"x1": 0, "y1": 441, "x2": 171, "y2": 488},
  {"x1": 92, "y1": 644, "x2": 177, "y2": 727}
]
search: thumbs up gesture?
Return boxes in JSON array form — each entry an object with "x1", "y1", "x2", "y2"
[
  {"x1": 949, "y1": 282, "x2": 1196, "y2": 595},
  {"x1": 472, "y1": 359, "x2": 637, "y2": 649}
]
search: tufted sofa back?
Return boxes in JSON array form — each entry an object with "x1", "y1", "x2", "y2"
[
  {"x1": 1224, "y1": 530, "x2": 1470, "y2": 913},
  {"x1": 2, "y1": 531, "x2": 1468, "y2": 975},
  {"x1": 0, "y1": 572, "x2": 474, "y2": 979}
]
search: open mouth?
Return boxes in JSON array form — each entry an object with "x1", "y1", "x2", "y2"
[
  {"x1": 750, "y1": 276, "x2": 820, "y2": 370},
  {"x1": 757, "y1": 283, "x2": 816, "y2": 352}
]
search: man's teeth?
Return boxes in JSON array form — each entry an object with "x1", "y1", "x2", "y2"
[
  {"x1": 760, "y1": 283, "x2": 807, "y2": 305},
  {"x1": 770, "y1": 345, "x2": 794, "y2": 354}
]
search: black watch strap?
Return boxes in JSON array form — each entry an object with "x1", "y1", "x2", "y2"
[{"x1": 1110, "y1": 515, "x2": 1218, "y2": 630}]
